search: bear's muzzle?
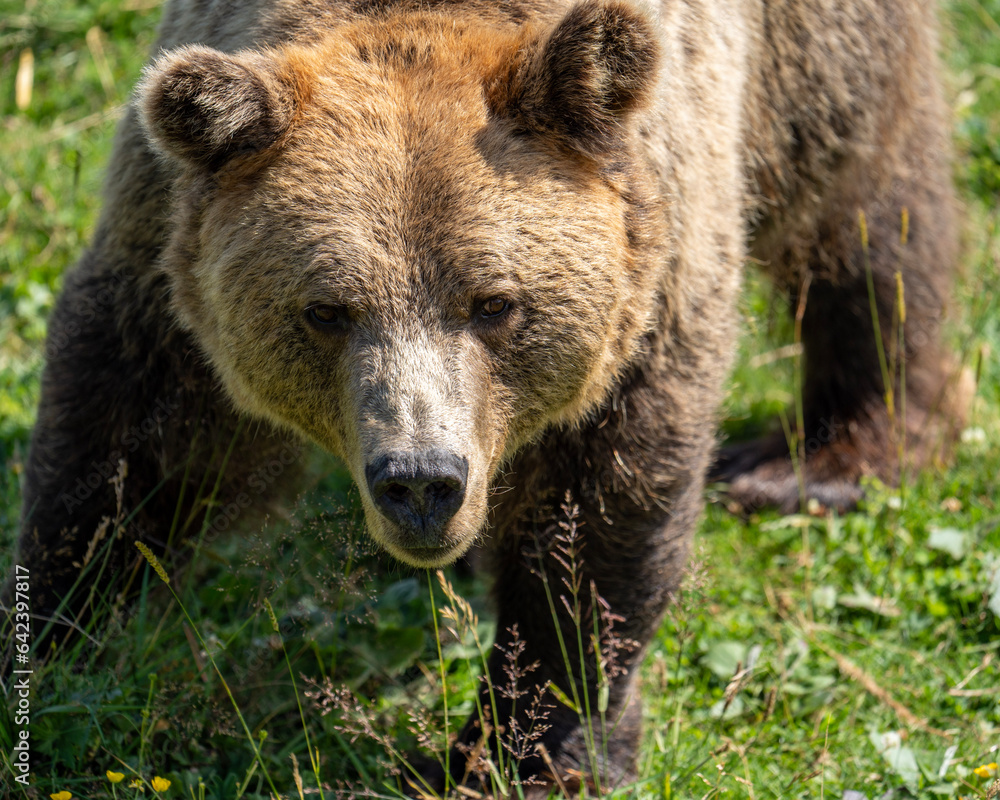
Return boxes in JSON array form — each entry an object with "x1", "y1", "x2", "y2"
[{"x1": 365, "y1": 449, "x2": 469, "y2": 551}]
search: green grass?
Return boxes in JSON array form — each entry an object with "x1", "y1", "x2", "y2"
[{"x1": 1, "y1": 1, "x2": 999, "y2": 798}]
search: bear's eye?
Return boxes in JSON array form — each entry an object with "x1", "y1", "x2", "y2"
[
  {"x1": 306, "y1": 304, "x2": 349, "y2": 332},
  {"x1": 478, "y1": 297, "x2": 510, "y2": 319}
]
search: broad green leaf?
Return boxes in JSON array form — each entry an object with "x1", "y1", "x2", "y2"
[
  {"x1": 869, "y1": 730, "x2": 920, "y2": 791},
  {"x1": 986, "y1": 556, "x2": 1000, "y2": 620},
  {"x1": 356, "y1": 626, "x2": 425, "y2": 675},
  {"x1": 838, "y1": 583, "x2": 901, "y2": 617},
  {"x1": 812, "y1": 585, "x2": 838, "y2": 610},
  {"x1": 927, "y1": 527, "x2": 968, "y2": 559},
  {"x1": 702, "y1": 640, "x2": 747, "y2": 679},
  {"x1": 708, "y1": 696, "x2": 744, "y2": 719}
]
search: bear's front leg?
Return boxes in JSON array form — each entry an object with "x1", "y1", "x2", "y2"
[
  {"x1": 428, "y1": 405, "x2": 711, "y2": 796},
  {"x1": 3, "y1": 255, "x2": 301, "y2": 668}
]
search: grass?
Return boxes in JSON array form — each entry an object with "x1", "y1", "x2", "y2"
[{"x1": 1, "y1": 0, "x2": 999, "y2": 797}]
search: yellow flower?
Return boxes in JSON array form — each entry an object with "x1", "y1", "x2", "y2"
[
  {"x1": 107, "y1": 771, "x2": 125, "y2": 783},
  {"x1": 128, "y1": 777, "x2": 145, "y2": 790},
  {"x1": 973, "y1": 762, "x2": 998, "y2": 779},
  {"x1": 151, "y1": 776, "x2": 171, "y2": 791},
  {"x1": 50, "y1": 793, "x2": 72, "y2": 800}
]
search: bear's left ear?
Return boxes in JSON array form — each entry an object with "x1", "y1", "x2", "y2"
[
  {"x1": 139, "y1": 45, "x2": 298, "y2": 172},
  {"x1": 496, "y1": 0, "x2": 659, "y2": 158}
]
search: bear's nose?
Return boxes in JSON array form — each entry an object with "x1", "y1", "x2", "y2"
[{"x1": 365, "y1": 451, "x2": 468, "y2": 544}]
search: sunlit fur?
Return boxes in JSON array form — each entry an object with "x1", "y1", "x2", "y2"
[{"x1": 140, "y1": 10, "x2": 672, "y2": 564}]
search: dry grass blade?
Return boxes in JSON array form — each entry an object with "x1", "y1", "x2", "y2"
[
  {"x1": 38, "y1": 107, "x2": 126, "y2": 146},
  {"x1": 15, "y1": 49, "x2": 33, "y2": 110},
  {"x1": 810, "y1": 637, "x2": 949, "y2": 737},
  {"x1": 947, "y1": 687, "x2": 1000, "y2": 697},
  {"x1": 86, "y1": 26, "x2": 116, "y2": 98}
]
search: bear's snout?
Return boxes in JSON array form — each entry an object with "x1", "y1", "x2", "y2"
[{"x1": 365, "y1": 450, "x2": 469, "y2": 548}]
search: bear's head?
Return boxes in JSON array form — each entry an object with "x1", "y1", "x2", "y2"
[{"x1": 139, "y1": 0, "x2": 663, "y2": 567}]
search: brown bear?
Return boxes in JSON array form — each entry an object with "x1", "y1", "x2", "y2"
[{"x1": 4, "y1": 0, "x2": 968, "y2": 793}]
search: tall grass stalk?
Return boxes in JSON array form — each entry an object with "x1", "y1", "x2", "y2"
[
  {"x1": 426, "y1": 573, "x2": 452, "y2": 790},
  {"x1": 792, "y1": 272, "x2": 812, "y2": 510},
  {"x1": 531, "y1": 500, "x2": 607, "y2": 796},
  {"x1": 133, "y1": 541, "x2": 283, "y2": 798},
  {"x1": 858, "y1": 211, "x2": 896, "y2": 429},
  {"x1": 434, "y1": 570, "x2": 511, "y2": 795},
  {"x1": 263, "y1": 597, "x2": 326, "y2": 800}
]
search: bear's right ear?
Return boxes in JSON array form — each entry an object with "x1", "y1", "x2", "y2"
[{"x1": 139, "y1": 45, "x2": 296, "y2": 171}]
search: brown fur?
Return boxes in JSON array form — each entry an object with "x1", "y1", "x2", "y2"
[{"x1": 4, "y1": 0, "x2": 964, "y2": 792}]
